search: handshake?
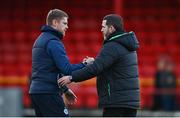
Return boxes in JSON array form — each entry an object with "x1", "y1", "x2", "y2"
[
  {"x1": 58, "y1": 56, "x2": 94, "y2": 86},
  {"x1": 82, "y1": 56, "x2": 94, "y2": 65}
]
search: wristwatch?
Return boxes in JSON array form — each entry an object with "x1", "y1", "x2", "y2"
[
  {"x1": 69, "y1": 76, "x2": 73, "y2": 82},
  {"x1": 83, "y1": 61, "x2": 88, "y2": 65}
]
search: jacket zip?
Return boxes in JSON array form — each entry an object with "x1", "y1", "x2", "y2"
[{"x1": 108, "y1": 83, "x2": 111, "y2": 97}]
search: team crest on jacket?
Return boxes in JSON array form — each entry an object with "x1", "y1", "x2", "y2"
[{"x1": 64, "y1": 108, "x2": 69, "y2": 115}]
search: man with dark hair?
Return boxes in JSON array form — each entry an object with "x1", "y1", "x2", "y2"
[
  {"x1": 103, "y1": 14, "x2": 124, "y2": 32},
  {"x1": 29, "y1": 9, "x2": 94, "y2": 117},
  {"x1": 58, "y1": 14, "x2": 140, "y2": 117}
]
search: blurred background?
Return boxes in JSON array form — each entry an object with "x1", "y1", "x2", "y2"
[{"x1": 0, "y1": 0, "x2": 180, "y2": 116}]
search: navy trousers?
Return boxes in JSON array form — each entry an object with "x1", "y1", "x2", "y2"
[{"x1": 30, "y1": 94, "x2": 69, "y2": 117}]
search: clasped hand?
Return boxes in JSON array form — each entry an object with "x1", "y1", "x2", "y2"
[{"x1": 58, "y1": 56, "x2": 94, "y2": 86}]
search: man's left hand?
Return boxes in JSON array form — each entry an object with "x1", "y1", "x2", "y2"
[{"x1": 63, "y1": 89, "x2": 77, "y2": 105}]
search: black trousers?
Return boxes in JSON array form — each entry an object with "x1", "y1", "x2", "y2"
[
  {"x1": 103, "y1": 107, "x2": 137, "y2": 117},
  {"x1": 30, "y1": 94, "x2": 69, "y2": 117}
]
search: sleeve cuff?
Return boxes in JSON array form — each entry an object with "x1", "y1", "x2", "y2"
[
  {"x1": 82, "y1": 62, "x2": 87, "y2": 66},
  {"x1": 61, "y1": 86, "x2": 69, "y2": 93}
]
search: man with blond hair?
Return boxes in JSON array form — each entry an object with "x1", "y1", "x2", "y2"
[{"x1": 29, "y1": 9, "x2": 93, "y2": 116}]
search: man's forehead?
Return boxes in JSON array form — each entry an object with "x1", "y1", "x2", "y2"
[
  {"x1": 62, "y1": 17, "x2": 68, "y2": 21},
  {"x1": 102, "y1": 20, "x2": 107, "y2": 26},
  {"x1": 60, "y1": 17, "x2": 68, "y2": 22}
]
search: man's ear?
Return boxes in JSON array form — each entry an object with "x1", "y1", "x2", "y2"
[
  {"x1": 52, "y1": 19, "x2": 58, "y2": 27},
  {"x1": 109, "y1": 25, "x2": 116, "y2": 33}
]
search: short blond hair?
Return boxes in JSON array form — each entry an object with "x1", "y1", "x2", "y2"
[{"x1": 46, "y1": 9, "x2": 68, "y2": 25}]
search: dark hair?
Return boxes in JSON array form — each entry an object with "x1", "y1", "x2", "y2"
[
  {"x1": 46, "y1": 9, "x2": 68, "y2": 26},
  {"x1": 103, "y1": 14, "x2": 124, "y2": 32}
]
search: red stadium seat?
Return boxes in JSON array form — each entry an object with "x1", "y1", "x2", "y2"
[
  {"x1": 0, "y1": 31, "x2": 13, "y2": 43},
  {"x1": 84, "y1": 86, "x2": 98, "y2": 108},
  {"x1": 141, "y1": 86, "x2": 155, "y2": 109}
]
